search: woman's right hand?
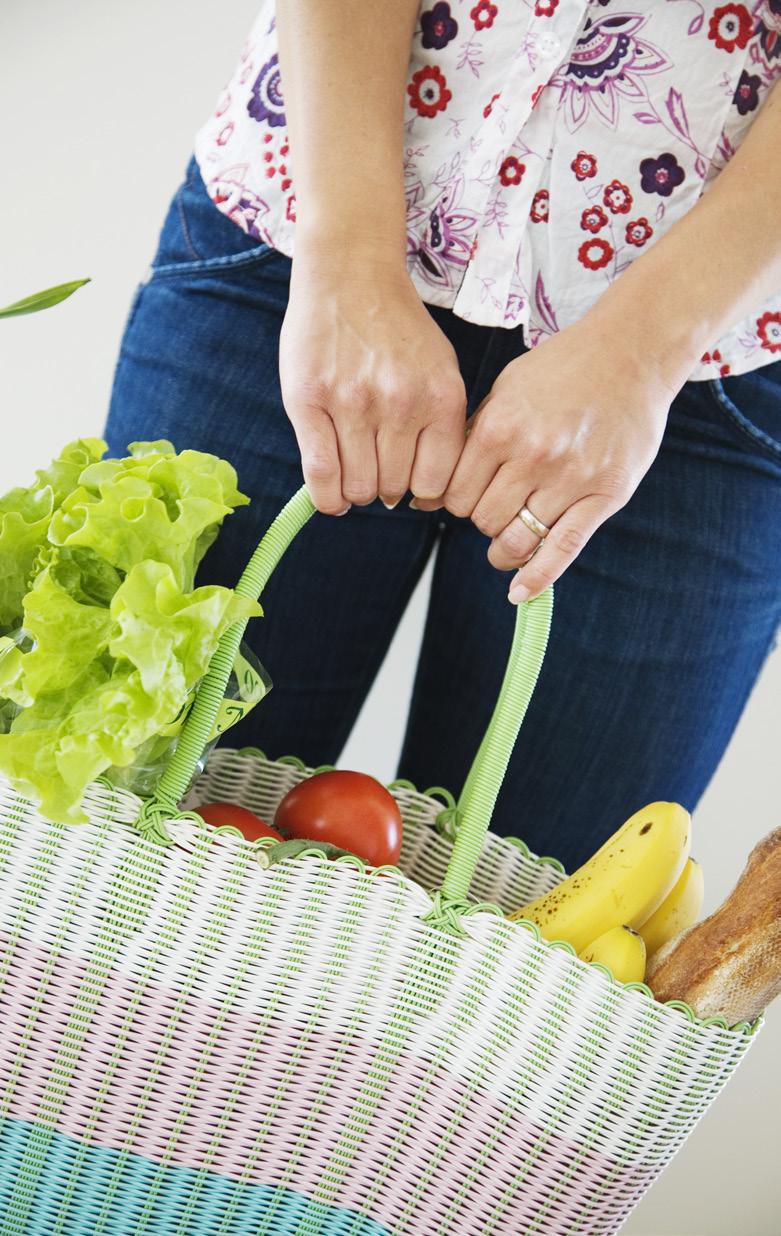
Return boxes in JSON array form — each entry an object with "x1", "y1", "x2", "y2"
[{"x1": 279, "y1": 241, "x2": 467, "y2": 514}]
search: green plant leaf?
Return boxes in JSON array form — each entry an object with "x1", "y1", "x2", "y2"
[{"x1": 0, "y1": 279, "x2": 91, "y2": 319}]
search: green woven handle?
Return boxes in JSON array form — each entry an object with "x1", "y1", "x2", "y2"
[{"x1": 148, "y1": 486, "x2": 552, "y2": 900}]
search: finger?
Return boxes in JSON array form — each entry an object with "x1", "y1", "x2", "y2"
[
  {"x1": 376, "y1": 423, "x2": 417, "y2": 508},
  {"x1": 337, "y1": 420, "x2": 380, "y2": 506},
  {"x1": 410, "y1": 421, "x2": 464, "y2": 503},
  {"x1": 470, "y1": 462, "x2": 535, "y2": 540},
  {"x1": 487, "y1": 488, "x2": 569, "y2": 571},
  {"x1": 439, "y1": 424, "x2": 503, "y2": 519},
  {"x1": 290, "y1": 407, "x2": 347, "y2": 515},
  {"x1": 506, "y1": 495, "x2": 616, "y2": 602}
]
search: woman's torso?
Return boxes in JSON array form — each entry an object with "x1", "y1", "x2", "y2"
[{"x1": 194, "y1": 0, "x2": 781, "y2": 379}]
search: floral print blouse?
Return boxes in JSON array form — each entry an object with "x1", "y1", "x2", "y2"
[{"x1": 194, "y1": 0, "x2": 781, "y2": 379}]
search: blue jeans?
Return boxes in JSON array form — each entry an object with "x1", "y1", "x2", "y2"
[{"x1": 105, "y1": 158, "x2": 781, "y2": 871}]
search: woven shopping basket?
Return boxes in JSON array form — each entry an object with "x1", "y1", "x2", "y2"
[{"x1": 0, "y1": 487, "x2": 759, "y2": 1236}]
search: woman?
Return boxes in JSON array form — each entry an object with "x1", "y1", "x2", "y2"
[{"x1": 105, "y1": 0, "x2": 781, "y2": 870}]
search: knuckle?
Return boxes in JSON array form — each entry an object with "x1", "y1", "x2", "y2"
[
  {"x1": 333, "y1": 378, "x2": 373, "y2": 412},
  {"x1": 427, "y1": 375, "x2": 466, "y2": 415},
  {"x1": 553, "y1": 524, "x2": 588, "y2": 558},
  {"x1": 302, "y1": 451, "x2": 336, "y2": 482},
  {"x1": 472, "y1": 415, "x2": 508, "y2": 454},
  {"x1": 317, "y1": 497, "x2": 348, "y2": 516},
  {"x1": 520, "y1": 433, "x2": 550, "y2": 468},
  {"x1": 497, "y1": 520, "x2": 529, "y2": 557},
  {"x1": 342, "y1": 481, "x2": 376, "y2": 506},
  {"x1": 382, "y1": 378, "x2": 417, "y2": 414},
  {"x1": 285, "y1": 374, "x2": 330, "y2": 410},
  {"x1": 443, "y1": 491, "x2": 474, "y2": 519},
  {"x1": 598, "y1": 463, "x2": 635, "y2": 500},
  {"x1": 472, "y1": 510, "x2": 498, "y2": 538}
]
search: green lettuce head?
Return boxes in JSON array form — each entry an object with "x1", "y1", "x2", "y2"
[{"x1": 0, "y1": 439, "x2": 258, "y2": 822}]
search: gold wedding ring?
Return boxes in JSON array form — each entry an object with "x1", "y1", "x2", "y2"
[{"x1": 519, "y1": 505, "x2": 550, "y2": 540}]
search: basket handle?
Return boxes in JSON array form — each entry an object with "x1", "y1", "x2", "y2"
[{"x1": 146, "y1": 486, "x2": 552, "y2": 900}]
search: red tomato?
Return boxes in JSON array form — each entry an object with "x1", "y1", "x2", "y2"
[
  {"x1": 273, "y1": 770, "x2": 403, "y2": 866},
  {"x1": 197, "y1": 802, "x2": 283, "y2": 842}
]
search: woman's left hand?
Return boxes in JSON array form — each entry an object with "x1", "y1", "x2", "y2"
[{"x1": 416, "y1": 315, "x2": 682, "y2": 603}]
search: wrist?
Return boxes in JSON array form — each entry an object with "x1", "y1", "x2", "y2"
[
  {"x1": 292, "y1": 222, "x2": 411, "y2": 284},
  {"x1": 586, "y1": 269, "x2": 707, "y2": 394}
]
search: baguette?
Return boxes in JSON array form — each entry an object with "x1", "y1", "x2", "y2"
[{"x1": 646, "y1": 827, "x2": 781, "y2": 1023}]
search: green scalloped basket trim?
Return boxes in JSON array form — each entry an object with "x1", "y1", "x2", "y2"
[
  {"x1": 229, "y1": 747, "x2": 566, "y2": 873},
  {"x1": 92, "y1": 756, "x2": 762, "y2": 1038}
]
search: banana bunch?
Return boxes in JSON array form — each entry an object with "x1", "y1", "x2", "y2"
[
  {"x1": 579, "y1": 926, "x2": 646, "y2": 984},
  {"x1": 509, "y1": 803, "x2": 705, "y2": 985}
]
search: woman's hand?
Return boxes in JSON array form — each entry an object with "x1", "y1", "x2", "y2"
[
  {"x1": 279, "y1": 243, "x2": 467, "y2": 513},
  {"x1": 419, "y1": 314, "x2": 680, "y2": 602}
]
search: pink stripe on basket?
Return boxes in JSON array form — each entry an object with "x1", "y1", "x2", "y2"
[{"x1": 0, "y1": 936, "x2": 654, "y2": 1233}]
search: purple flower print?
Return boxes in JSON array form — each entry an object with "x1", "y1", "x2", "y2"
[
  {"x1": 421, "y1": 2, "x2": 458, "y2": 49},
  {"x1": 639, "y1": 152, "x2": 685, "y2": 197},
  {"x1": 209, "y1": 175, "x2": 272, "y2": 242},
  {"x1": 406, "y1": 175, "x2": 478, "y2": 289},
  {"x1": 554, "y1": 13, "x2": 670, "y2": 132},
  {"x1": 756, "y1": 0, "x2": 781, "y2": 62},
  {"x1": 247, "y1": 53, "x2": 286, "y2": 127},
  {"x1": 733, "y1": 70, "x2": 762, "y2": 114}
]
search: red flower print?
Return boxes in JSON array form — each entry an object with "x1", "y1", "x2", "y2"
[
  {"x1": 571, "y1": 150, "x2": 598, "y2": 180},
  {"x1": 483, "y1": 91, "x2": 501, "y2": 118},
  {"x1": 578, "y1": 238, "x2": 614, "y2": 271},
  {"x1": 700, "y1": 348, "x2": 732, "y2": 375},
  {"x1": 708, "y1": 4, "x2": 752, "y2": 52},
  {"x1": 499, "y1": 156, "x2": 525, "y2": 186},
  {"x1": 603, "y1": 179, "x2": 633, "y2": 214},
  {"x1": 531, "y1": 84, "x2": 545, "y2": 108},
  {"x1": 471, "y1": 0, "x2": 498, "y2": 29},
  {"x1": 407, "y1": 65, "x2": 452, "y2": 118},
  {"x1": 535, "y1": 0, "x2": 559, "y2": 14},
  {"x1": 757, "y1": 311, "x2": 781, "y2": 353},
  {"x1": 286, "y1": 195, "x2": 297, "y2": 223},
  {"x1": 580, "y1": 205, "x2": 608, "y2": 233},
  {"x1": 625, "y1": 217, "x2": 653, "y2": 247},
  {"x1": 530, "y1": 189, "x2": 549, "y2": 223}
]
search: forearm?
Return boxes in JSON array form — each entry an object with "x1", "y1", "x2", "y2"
[
  {"x1": 276, "y1": 0, "x2": 417, "y2": 263},
  {"x1": 590, "y1": 78, "x2": 781, "y2": 387}
]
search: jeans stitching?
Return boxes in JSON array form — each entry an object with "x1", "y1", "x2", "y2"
[
  {"x1": 176, "y1": 186, "x2": 202, "y2": 262},
  {"x1": 707, "y1": 378, "x2": 781, "y2": 463},
  {"x1": 151, "y1": 243, "x2": 282, "y2": 280}
]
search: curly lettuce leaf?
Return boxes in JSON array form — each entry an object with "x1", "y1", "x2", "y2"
[
  {"x1": 109, "y1": 561, "x2": 260, "y2": 695},
  {"x1": 20, "y1": 566, "x2": 114, "y2": 699},
  {"x1": 50, "y1": 442, "x2": 249, "y2": 589},
  {"x1": 0, "y1": 438, "x2": 256, "y2": 821},
  {"x1": 0, "y1": 438, "x2": 105, "y2": 633},
  {"x1": 0, "y1": 564, "x2": 260, "y2": 823}
]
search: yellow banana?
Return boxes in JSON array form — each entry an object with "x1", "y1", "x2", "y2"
[
  {"x1": 579, "y1": 925, "x2": 647, "y2": 984},
  {"x1": 509, "y1": 802, "x2": 691, "y2": 953},
  {"x1": 638, "y1": 856, "x2": 704, "y2": 957}
]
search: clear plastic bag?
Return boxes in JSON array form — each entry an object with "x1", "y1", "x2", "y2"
[
  {"x1": 107, "y1": 641, "x2": 272, "y2": 796},
  {"x1": 0, "y1": 629, "x2": 271, "y2": 798}
]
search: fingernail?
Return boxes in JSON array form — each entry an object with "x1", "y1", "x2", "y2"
[
  {"x1": 408, "y1": 498, "x2": 420, "y2": 510},
  {"x1": 380, "y1": 498, "x2": 399, "y2": 510},
  {"x1": 508, "y1": 583, "x2": 530, "y2": 605},
  {"x1": 335, "y1": 506, "x2": 350, "y2": 517}
]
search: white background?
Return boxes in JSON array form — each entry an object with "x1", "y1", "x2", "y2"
[{"x1": 1, "y1": 3, "x2": 779, "y2": 1232}]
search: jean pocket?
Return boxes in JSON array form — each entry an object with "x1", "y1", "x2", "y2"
[
  {"x1": 706, "y1": 362, "x2": 781, "y2": 464},
  {"x1": 149, "y1": 158, "x2": 283, "y2": 280}
]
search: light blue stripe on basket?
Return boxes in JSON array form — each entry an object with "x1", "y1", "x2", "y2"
[{"x1": 0, "y1": 1117, "x2": 391, "y2": 1236}]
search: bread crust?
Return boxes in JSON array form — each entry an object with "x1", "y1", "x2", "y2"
[{"x1": 646, "y1": 828, "x2": 781, "y2": 1022}]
